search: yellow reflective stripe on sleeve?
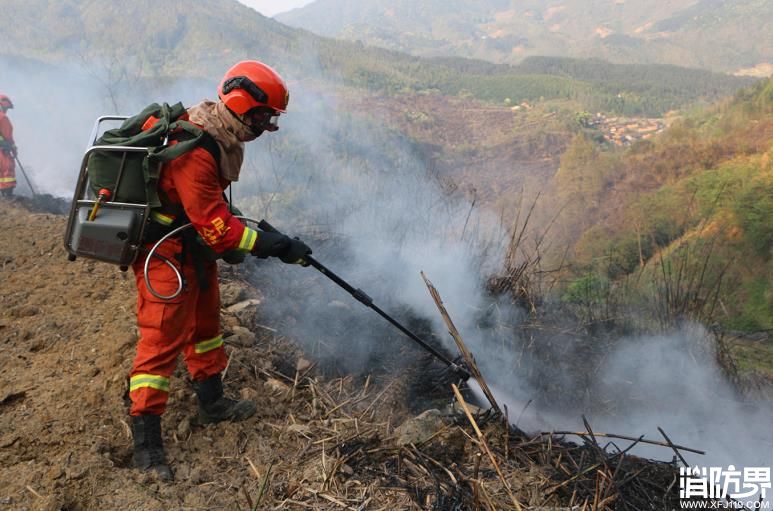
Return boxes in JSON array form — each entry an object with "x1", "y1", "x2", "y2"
[
  {"x1": 129, "y1": 374, "x2": 170, "y2": 393},
  {"x1": 0, "y1": 177, "x2": 16, "y2": 183},
  {"x1": 150, "y1": 211, "x2": 176, "y2": 226},
  {"x1": 238, "y1": 227, "x2": 258, "y2": 252},
  {"x1": 195, "y1": 334, "x2": 224, "y2": 354}
]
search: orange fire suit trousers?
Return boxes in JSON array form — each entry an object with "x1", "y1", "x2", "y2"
[
  {"x1": 0, "y1": 152, "x2": 15, "y2": 191},
  {"x1": 129, "y1": 237, "x2": 227, "y2": 416}
]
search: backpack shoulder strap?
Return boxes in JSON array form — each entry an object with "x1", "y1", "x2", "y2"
[
  {"x1": 198, "y1": 131, "x2": 221, "y2": 163},
  {"x1": 143, "y1": 105, "x2": 214, "y2": 207},
  {"x1": 167, "y1": 128, "x2": 220, "y2": 164}
]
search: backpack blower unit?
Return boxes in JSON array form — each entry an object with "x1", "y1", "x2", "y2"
[
  {"x1": 64, "y1": 103, "x2": 213, "y2": 271},
  {"x1": 64, "y1": 115, "x2": 149, "y2": 270}
]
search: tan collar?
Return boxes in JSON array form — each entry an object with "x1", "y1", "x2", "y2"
[{"x1": 187, "y1": 100, "x2": 256, "y2": 182}]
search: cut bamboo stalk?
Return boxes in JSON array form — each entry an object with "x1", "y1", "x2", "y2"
[
  {"x1": 422, "y1": 272, "x2": 501, "y2": 414},
  {"x1": 453, "y1": 384, "x2": 523, "y2": 511},
  {"x1": 540, "y1": 431, "x2": 705, "y2": 455}
]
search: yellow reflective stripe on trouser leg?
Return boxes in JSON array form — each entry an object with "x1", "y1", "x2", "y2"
[
  {"x1": 129, "y1": 374, "x2": 170, "y2": 393},
  {"x1": 238, "y1": 227, "x2": 258, "y2": 251},
  {"x1": 150, "y1": 211, "x2": 175, "y2": 226},
  {"x1": 0, "y1": 177, "x2": 16, "y2": 183},
  {"x1": 195, "y1": 334, "x2": 224, "y2": 354}
]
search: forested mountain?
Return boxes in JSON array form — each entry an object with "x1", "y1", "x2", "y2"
[
  {"x1": 278, "y1": 0, "x2": 773, "y2": 74},
  {"x1": 2, "y1": 0, "x2": 309, "y2": 79},
  {"x1": 0, "y1": 0, "x2": 754, "y2": 117}
]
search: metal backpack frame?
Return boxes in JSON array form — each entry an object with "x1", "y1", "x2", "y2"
[{"x1": 64, "y1": 115, "x2": 151, "y2": 271}]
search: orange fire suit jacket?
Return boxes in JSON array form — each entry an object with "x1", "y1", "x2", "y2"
[
  {"x1": 144, "y1": 114, "x2": 259, "y2": 253},
  {"x1": 0, "y1": 111, "x2": 16, "y2": 190}
]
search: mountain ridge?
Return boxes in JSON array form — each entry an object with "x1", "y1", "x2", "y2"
[
  {"x1": 278, "y1": 0, "x2": 773, "y2": 73},
  {"x1": 0, "y1": 0, "x2": 755, "y2": 118}
]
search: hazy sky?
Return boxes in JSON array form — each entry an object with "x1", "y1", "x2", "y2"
[{"x1": 237, "y1": 0, "x2": 315, "y2": 17}]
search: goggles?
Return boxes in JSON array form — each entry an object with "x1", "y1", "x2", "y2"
[{"x1": 247, "y1": 108, "x2": 280, "y2": 132}]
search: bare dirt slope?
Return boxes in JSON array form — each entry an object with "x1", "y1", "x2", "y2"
[{"x1": 0, "y1": 198, "x2": 417, "y2": 510}]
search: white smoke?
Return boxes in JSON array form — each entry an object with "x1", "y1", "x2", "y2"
[
  {"x1": 234, "y1": 79, "x2": 509, "y2": 375},
  {"x1": 0, "y1": 56, "x2": 216, "y2": 197},
  {"x1": 483, "y1": 323, "x2": 773, "y2": 469},
  {"x1": 594, "y1": 325, "x2": 773, "y2": 469},
  {"x1": 237, "y1": 79, "x2": 773, "y2": 475}
]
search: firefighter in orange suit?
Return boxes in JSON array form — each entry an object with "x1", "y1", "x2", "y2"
[
  {"x1": 0, "y1": 95, "x2": 17, "y2": 197},
  {"x1": 129, "y1": 61, "x2": 311, "y2": 481}
]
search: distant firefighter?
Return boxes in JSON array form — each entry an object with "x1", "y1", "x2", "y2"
[{"x1": 0, "y1": 94, "x2": 16, "y2": 197}]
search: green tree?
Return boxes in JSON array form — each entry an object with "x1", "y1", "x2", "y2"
[{"x1": 555, "y1": 135, "x2": 609, "y2": 232}]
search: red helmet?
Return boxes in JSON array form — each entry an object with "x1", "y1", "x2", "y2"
[
  {"x1": 0, "y1": 94, "x2": 12, "y2": 110},
  {"x1": 218, "y1": 61, "x2": 289, "y2": 115}
]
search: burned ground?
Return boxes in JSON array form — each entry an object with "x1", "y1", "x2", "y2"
[{"x1": 0, "y1": 199, "x2": 717, "y2": 510}]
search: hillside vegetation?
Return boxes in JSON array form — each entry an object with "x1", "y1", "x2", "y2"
[
  {"x1": 548, "y1": 78, "x2": 773, "y2": 333},
  {"x1": 0, "y1": 0, "x2": 753, "y2": 117},
  {"x1": 279, "y1": 0, "x2": 773, "y2": 74}
]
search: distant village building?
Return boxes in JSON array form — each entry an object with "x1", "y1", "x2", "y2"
[{"x1": 592, "y1": 113, "x2": 666, "y2": 146}]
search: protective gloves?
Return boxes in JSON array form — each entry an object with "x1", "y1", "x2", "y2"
[
  {"x1": 252, "y1": 231, "x2": 311, "y2": 266},
  {"x1": 221, "y1": 249, "x2": 247, "y2": 265}
]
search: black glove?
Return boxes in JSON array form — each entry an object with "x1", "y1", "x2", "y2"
[
  {"x1": 252, "y1": 231, "x2": 289, "y2": 259},
  {"x1": 280, "y1": 237, "x2": 312, "y2": 266},
  {"x1": 252, "y1": 231, "x2": 311, "y2": 266},
  {"x1": 221, "y1": 249, "x2": 247, "y2": 265}
]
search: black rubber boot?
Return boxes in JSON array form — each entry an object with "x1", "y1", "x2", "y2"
[
  {"x1": 131, "y1": 415, "x2": 173, "y2": 481},
  {"x1": 193, "y1": 375, "x2": 256, "y2": 424}
]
